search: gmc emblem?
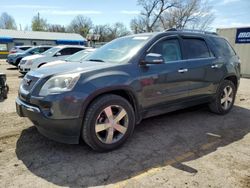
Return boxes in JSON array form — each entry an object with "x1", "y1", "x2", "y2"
[{"x1": 23, "y1": 78, "x2": 32, "y2": 86}]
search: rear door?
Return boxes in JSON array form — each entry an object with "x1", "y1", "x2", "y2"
[{"x1": 180, "y1": 36, "x2": 222, "y2": 99}]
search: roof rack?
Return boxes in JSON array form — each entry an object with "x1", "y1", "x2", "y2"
[{"x1": 165, "y1": 28, "x2": 218, "y2": 35}]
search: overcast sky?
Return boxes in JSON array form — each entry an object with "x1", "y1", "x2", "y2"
[{"x1": 0, "y1": 0, "x2": 249, "y2": 31}]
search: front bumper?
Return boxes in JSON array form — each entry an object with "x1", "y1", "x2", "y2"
[
  {"x1": 16, "y1": 97, "x2": 82, "y2": 144},
  {"x1": 6, "y1": 58, "x2": 15, "y2": 65},
  {"x1": 18, "y1": 64, "x2": 30, "y2": 74}
]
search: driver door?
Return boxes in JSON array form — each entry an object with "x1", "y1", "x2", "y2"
[{"x1": 139, "y1": 36, "x2": 189, "y2": 110}]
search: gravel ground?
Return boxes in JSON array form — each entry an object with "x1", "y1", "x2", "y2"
[{"x1": 0, "y1": 59, "x2": 250, "y2": 188}]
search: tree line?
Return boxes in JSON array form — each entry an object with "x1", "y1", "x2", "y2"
[{"x1": 0, "y1": 0, "x2": 214, "y2": 42}]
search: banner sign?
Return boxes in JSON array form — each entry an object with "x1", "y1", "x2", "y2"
[{"x1": 235, "y1": 28, "x2": 250, "y2": 44}]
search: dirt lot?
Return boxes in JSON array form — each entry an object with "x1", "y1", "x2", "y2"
[{"x1": 0, "y1": 59, "x2": 250, "y2": 188}]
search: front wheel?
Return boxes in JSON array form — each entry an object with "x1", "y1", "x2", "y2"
[
  {"x1": 209, "y1": 80, "x2": 236, "y2": 115},
  {"x1": 82, "y1": 94, "x2": 135, "y2": 152}
]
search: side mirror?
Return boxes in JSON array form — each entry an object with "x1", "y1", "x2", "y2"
[
  {"x1": 141, "y1": 53, "x2": 164, "y2": 65},
  {"x1": 55, "y1": 52, "x2": 61, "y2": 56}
]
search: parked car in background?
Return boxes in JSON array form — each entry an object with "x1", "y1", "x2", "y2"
[
  {"x1": 9, "y1": 46, "x2": 32, "y2": 54},
  {"x1": 0, "y1": 73, "x2": 8, "y2": 100},
  {"x1": 7, "y1": 46, "x2": 52, "y2": 67},
  {"x1": 18, "y1": 45, "x2": 85, "y2": 74},
  {"x1": 16, "y1": 30, "x2": 241, "y2": 151},
  {"x1": 41, "y1": 48, "x2": 96, "y2": 68}
]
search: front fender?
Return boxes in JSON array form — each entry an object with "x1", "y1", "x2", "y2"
[{"x1": 76, "y1": 71, "x2": 140, "y2": 120}]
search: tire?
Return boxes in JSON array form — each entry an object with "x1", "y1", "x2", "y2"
[
  {"x1": 82, "y1": 94, "x2": 135, "y2": 152},
  {"x1": 209, "y1": 80, "x2": 236, "y2": 115},
  {"x1": 15, "y1": 58, "x2": 22, "y2": 66},
  {"x1": 3, "y1": 85, "x2": 9, "y2": 99}
]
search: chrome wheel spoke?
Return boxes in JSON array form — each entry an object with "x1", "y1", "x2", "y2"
[
  {"x1": 228, "y1": 87, "x2": 233, "y2": 96},
  {"x1": 224, "y1": 88, "x2": 228, "y2": 96},
  {"x1": 96, "y1": 123, "x2": 110, "y2": 132},
  {"x1": 114, "y1": 124, "x2": 127, "y2": 134},
  {"x1": 104, "y1": 106, "x2": 113, "y2": 121},
  {"x1": 114, "y1": 109, "x2": 126, "y2": 123},
  {"x1": 221, "y1": 97, "x2": 227, "y2": 104},
  {"x1": 228, "y1": 97, "x2": 233, "y2": 103},
  {"x1": 106, "y1": 128, "x2": 114, "y2": 144},
  {"x1": 224, "y1": 100, "x2": 229, "y2": 109}
]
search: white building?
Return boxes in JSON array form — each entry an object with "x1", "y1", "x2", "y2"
[
  {"x1": 0, "y1": 29, "x2": 87, "y2": 58},
  {"x1": 217, "y1": 27, "x2": 250, "y2": 77}
]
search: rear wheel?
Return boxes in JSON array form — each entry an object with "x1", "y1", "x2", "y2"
[
  {"x1": 82, "y1": 94, "x2": 135, "y2": 152},
  {"x1": 209, "y1": 80, "x2": 236, "y2": 114}
]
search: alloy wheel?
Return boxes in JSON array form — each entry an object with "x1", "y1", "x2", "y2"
[
  {"x1": 95, "y1": 105, "x2": 129, "y2": 144},
  {"x1": 221, "y1": 85, "x2": 234, "y2": 110}
]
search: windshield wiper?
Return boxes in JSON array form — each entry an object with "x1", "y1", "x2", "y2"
[{"x1": 88, "y1": 59, "x2": 105, "y2": 62}]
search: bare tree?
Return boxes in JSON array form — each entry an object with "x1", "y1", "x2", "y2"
[
  {"x1": 159, "y1": 0, "x2": 215, "y2": 30},
  {"x1": 67, "y1": 15, "x2": 93, "y2": 37},
  {"x1": 93, "y1": 23, "x2": 130, "y2": 42},
  {"x1": 134, "y1": 0, "x2": 177, "y2": 32},
  {"x1": 93, "y1": 24, "x2": 110, "y2": 42},
  {"x1": 130, "y1": 17, "x2": 147, "y2": 34},
  {"x1": 0, "y1": 12, "x2": 17, "y2": 30},
  {"x1": 107, "y1": 23, "x2": 131, "y2": 39},
  {"x1": 48, "y1": 24, "x2": 66, "y2": 32},
  {"x1": 31, "y1": 13, "x2": 48, "y2": 31}
]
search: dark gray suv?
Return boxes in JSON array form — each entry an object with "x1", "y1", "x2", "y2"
[{"x1": 16, "y1": 30, "x2": 241, "y2": 151}]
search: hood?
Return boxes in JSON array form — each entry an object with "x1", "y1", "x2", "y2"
[
  {"x1": 22, "y1": 54, "x2": 44, "y2": 61},
  {"x1": 8, "y1": 52, "x2": 24, "y2": 57},
  {"x1": 41, "y1": 60, "x2": 66, "y2": 68},
  {"x1": 28, "y1": 61, "x2": 117, "y2": 78}
]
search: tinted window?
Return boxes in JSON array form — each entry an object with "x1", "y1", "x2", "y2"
[
  {"x1": 29, "y1": 47, "x2": 40, "y2": 54},
  {"x1": 182, "y1": 38, "x2": 210, "y2": 59},
  {"x1": 59, "y1": 48, "x2": 82, "y2": 56},
  {"x1": 210, "y1": 37, "x2": 236, "y2": 57},
  {"x1": 20, "y1": 47, "x2": 31, "y2": 51},
  {"x1": 149, "y1": 39, "x2": 182, "y2": 62},
  {"x1": 39, "y1": 47, "x2": 51, "y2": 53}
]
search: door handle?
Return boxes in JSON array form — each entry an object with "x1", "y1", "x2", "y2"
[
  {"x1": 211, "y1": 64, "x2": 219, "y2": 69},
  {"x1": 178, "y1": 68, "x2": 188, "y2": 73}
]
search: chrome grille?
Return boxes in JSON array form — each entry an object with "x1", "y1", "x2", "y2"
[{"x1": 21, "y1": 75, "x2": 39, "y2": 92}]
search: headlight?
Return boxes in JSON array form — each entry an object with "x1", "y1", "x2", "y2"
[
  {"x1": 26, "y1": 60, "x2": 33, "y2": 65},
  {"x1": 39, "y1": 73, "x2": 80, "y2": 96}
]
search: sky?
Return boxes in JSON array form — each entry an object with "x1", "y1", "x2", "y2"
[{"x1": 0, "y1": 0, "x2": 250, "y2": 31}]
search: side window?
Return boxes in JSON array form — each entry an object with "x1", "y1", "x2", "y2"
[
  {"x1": 39, "y1": 47, "x2": 50, "y2": 53},
  {"x1": 30, "y1": 48, "x2": 40, "y2": 54},
  {"x1": 182, "y1": 38, "x2": 211, "y2": 59},
  {"x1": 70, "y1": 48, "x2": 83, "y2": 54},
  {"x1": 59, "y1": 48, "x2": 82, "y2": 56},
  {"x1": 210, "y1": 37, "x2": 236, "y2": 57},
  {"x1": 149, "y1": 39, "x2": 182, "y2": 62},
  {"x1": 44, "y1": 47, "x2": 51, "y2": 51},
  {"x1": 20, "y1": 47, "x2": 30, "y2": 51},
  {"x1": 59, "y1": 48, "x2": 72, "y2": 56}
]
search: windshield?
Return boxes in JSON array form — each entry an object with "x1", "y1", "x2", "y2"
[
  {"x1": 65, "y1": 50, "x2": 91, "y2": 62},
  {"x1": 25, "y1": 47, "x2": 42, "y2": 54},
  {"x1": 42, "y1": 47, "x2": 60, "y2": 56},
  {"x1": 86, "y1": 35, "x2": 152, "y2": 63},
  {"x1": 23, "y1": 47, "x2": 36, "y2": 53}
]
